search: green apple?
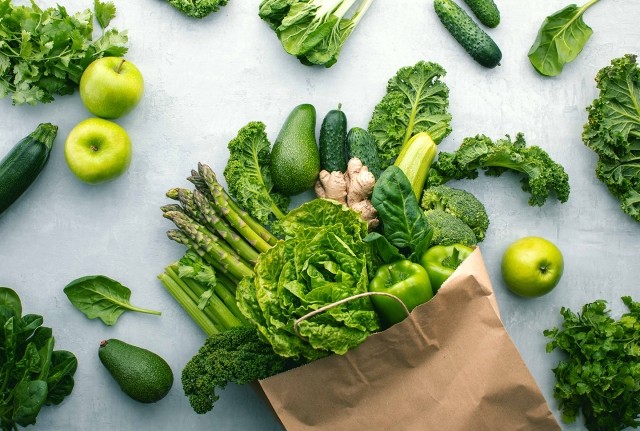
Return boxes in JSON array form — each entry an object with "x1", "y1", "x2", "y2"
[
  {"x1": 64, "y1": 118, "x2": 132, "y2": 184},
  {"x1": 80, "y1": 57, "x2": 144, "y2": 119},
  {"x1": 501, "y1": 236, "x2": 564, "y2": 298}
]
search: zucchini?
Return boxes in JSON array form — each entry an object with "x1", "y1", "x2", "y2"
[
  {"x1": 0, "y1": 123, "x2": 58, "y2": 215},
  {"x1": 434, "y1": 0, "x2": 502, "y2": 68},
  {"x1": 346, "y1": 127, "x2": 382, "y2": 179},
  {"x1": 462, "y1": 0, "x2": 500, "y2": 28},
  {"x1": 319, "y1": 105, "x2": 348, "y2": 173}
]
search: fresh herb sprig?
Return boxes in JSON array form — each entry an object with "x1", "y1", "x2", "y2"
[
  {"x1": 0, "y1": 0, "x2": 128, "y2": 105},
  {"x1": 544, "y1": 297, "x2": 640, "y2": 431}
]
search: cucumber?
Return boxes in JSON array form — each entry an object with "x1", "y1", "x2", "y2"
[
  {"x1": 462, "y1": 0, "x2": 500, "y2": 28},
  {"x1": 319, "y1": 105, "x2": 348, "y2": 173},
  {"x1": 346, "y1": 127, "x2": 382, "y2": 179},
  {"x1": 434, "y1": 0, "x2": 502, "y2": 68},
  {"x1": 0, "y1": 123, "x2": 58, "y2": 215}
]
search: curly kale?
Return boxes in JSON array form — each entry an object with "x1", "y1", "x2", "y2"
[
  {"x1": 368, "y1": 61, "x2": 452, "y2": 168},
  {"x1": 428, "y1": 133, "x2": 570, "y2": 207},
  {"x1": 421, "y1": 185, "x2": 489, "y2": 242},
  {"x1": 181, "y1": 326, "x2": 297, "y2": 414},
  {"x1": 166, "y1": 0, "x2": 229, "y2": 18},
  {"x1": 223, "y1": 121, "x2": 289, "y2": 227},
  {"x1": 582, "y1": 54, "x2": 640, "y2": 222},
  {"x1": 424, "y1": 209, "x2": 477, "y2": 247}
]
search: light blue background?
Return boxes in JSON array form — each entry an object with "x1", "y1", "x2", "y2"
[{"x1": 0, "y1": 1, "x2": 638, "y2": 429}]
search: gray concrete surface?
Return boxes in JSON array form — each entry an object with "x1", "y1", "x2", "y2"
[{"x1": 0, "y1": 0, "x2": 638, "y2": 429}]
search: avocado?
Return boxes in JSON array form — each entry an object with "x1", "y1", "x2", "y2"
[
  {"x1": 270, "y1": 104, "x2": 320, "y2": 196},
  {"x1": 98, "y1": 339, "x2": 173, "y2": 403}
]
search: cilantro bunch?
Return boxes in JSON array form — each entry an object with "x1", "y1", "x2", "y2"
[
  {"x1": 544, "y1": 297, "x2": 640, "y2": 431},
  {"x1": 0, "y1": 0, "x2": 128, "y2": 105}
]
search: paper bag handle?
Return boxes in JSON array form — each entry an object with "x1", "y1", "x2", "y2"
[{"x1": 293, "y1": 291, "x2": 410, "y2": 340}]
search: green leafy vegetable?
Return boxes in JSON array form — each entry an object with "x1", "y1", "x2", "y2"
[
  {"x1": 370, "y1": 166, "x2": 432, "y2": 262},
  {"x1": 582, "y1": 54, "x2": 640, "y2": 222},
  {"x1": 0, "y1": 0, "x2": 128, "y2": 105},
  {"x1": 368, "y1": 61, "x2": 452, "y2": 167},
  {"x1": 528, "y1": 0, "x2": 602, "y2": 77},
  {"x1": 63, "y1": 275, "x2": 161, "y2": 326},
  {"x1": 237, "y1": 198, "x2": 379, "y2": 361},
  {"x1": 258, "y1": 0, "x2": 374, "y2": 67},
  {"x1": 427, "y1": 133, "x2": 570, "y2": 207},
  {"x1": 544, "y1": 297, "x2": 640, "y2": 431},
  {"x1": 181, "y1": 326, "x2": 297, "y2": 414},
  {"x1": 223, "y1": 121, "x2": 289, "y2": 228},
  {"x1": 165, "y1": 0, "x2": 229, "y2": 18},
  {"x1": 0, "y1": 287, "x2": 77, "y2": 431}
]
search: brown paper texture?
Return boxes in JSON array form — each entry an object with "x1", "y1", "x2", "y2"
[{"x1": 258, "y1": 248, "x2": 560, "y2": 431}]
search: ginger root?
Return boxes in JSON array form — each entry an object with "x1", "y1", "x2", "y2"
[{"x1": 315, "y1": 158, "x2": 379, "y2": 229}]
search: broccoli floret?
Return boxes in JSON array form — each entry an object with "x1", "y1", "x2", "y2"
[
  {"x1": 424, "y1": 209, "x2": 477, "y2": 247},
  {"x1": 181, "y1": 327, "x2": 297, "y2": 414},
  {"x1": 421, "y1": 185, "x2": 489, "y2": 241},
  {"x1": 427, "y1": 133, "x2": 570, "y2": 207},
  {"x1": 166, "y1": 0, "x2": 229, "y2": 18}
]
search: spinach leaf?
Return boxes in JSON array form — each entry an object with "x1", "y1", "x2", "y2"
[
  {"x1": 0, "y1": 287, "x2": 22, "y2": 320},
  {"x1": 12, "y1": 380, "x2": 48, "y2": 426},
  {"x1": 528, "y1": 0, "x2": 602, "y2": 77},
  {"x1": 64, "y1": 275, "x2": 161, "y2": 326},
  {"x1": 45, "y1": 350, "x2": 78, "y2": 405},
  {"x1": 371, "y1": 166, "x2": 432, "y2": 262}
]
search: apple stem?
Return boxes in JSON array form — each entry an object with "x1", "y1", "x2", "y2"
[{"x1": 115, "y1": 58, "x2": 126, "y2": 74}]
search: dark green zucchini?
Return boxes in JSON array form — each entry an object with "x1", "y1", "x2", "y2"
[
  {"x1": 434, "y1": 0, "x2": 502, "y2": 68},
  {"x1": 0, "y1": 123, "x2": 58, "y2": 215},
  {"x1": 462, "y1": 0, "x2": 500, "y2": 28},
  {"x1": 346, "y1": 127, "x2": 382, "y2": 178},
  {"x1": 319, "y1": 105, "x2": 348, "y2": 172}
]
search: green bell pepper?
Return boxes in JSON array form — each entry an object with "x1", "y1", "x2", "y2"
[
  {"x1": 368, "y1": 259, "x2": 433, "y2": 326},
  {"x1": 420, "y1": 244, "x2": 474, "y2": 293}
]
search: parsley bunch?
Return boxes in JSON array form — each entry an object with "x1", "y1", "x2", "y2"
[
  {"x1": 0, "y1": 0, "x2": 128, "y2": 105},
  {"x1": 544, "y1": 297, "x2": 640, "y2": 431}
]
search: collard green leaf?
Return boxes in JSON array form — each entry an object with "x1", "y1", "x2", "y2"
[
  {"x1": 63, "y1": 275, "x2": 161, "y2": 326},
  {"x1": 371, "y1": 166, "x2": 432, "y2": 261},
  {"x1": 528, "y1": 0, "x2": 602, "y2": 77}
]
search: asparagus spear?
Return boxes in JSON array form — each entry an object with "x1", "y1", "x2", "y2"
[
  {"x1": 193, "y1": 190, "x2": 259, "y2": 265},
  {"x1": 197, "y1": 163, "x2": 276, "y2": 251},
  {"x1": 165, "y1": 229, "x2": 240, "y2": 284},
  {"x1": 163, "y1": 211, "x2": 254, "y2": 280}
]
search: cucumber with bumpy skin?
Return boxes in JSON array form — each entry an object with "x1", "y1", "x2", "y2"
[
  {"x1": 462, "y1": 0, "x2": 500, "y2": 28},
  {"x1": 346, "y1": 127, "x2": 382, "y2": 179},
  {"x1": 319, "y1": 105, "x2": 348, "y2": 173},
  {"x1": 0, "y1": 123, "x2": 58, "y2": 215},
  {"x1": 434, "y1": 0, "x2": 502, "y2": 68}
]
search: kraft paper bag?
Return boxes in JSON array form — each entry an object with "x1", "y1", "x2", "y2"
[{"x1": 258, "y1": 248, "x2": 561, "y2": 431}]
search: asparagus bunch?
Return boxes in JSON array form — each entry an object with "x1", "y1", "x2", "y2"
[{"x1": 158, "y1": 163, "x2": 277, "y2": 335}]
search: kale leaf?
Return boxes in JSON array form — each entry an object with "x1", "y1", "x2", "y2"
[
  {"x1": 368, "y1": 61, "x2": 452, "y2": 168},
  {"x1": 427, "y1": 133, "x2": 570, "y2": 207},
  {"x1": 544, "y1": 297, "x2": 640, "y2": 431},
  {"x1": 582, "y1": 54, "x2": 640, "y2": 222},
  {"x1": 223, "y1": 121, "x2": 289, "y2": 227},
  {"x1": 0, "y1": 0, "x2": 128, "y2": 105}
]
